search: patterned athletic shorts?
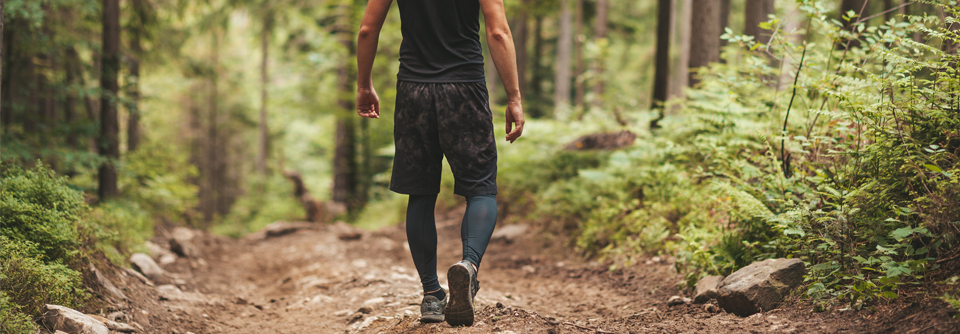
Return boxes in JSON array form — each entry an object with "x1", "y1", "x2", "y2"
[{"x1": 389, "y1": 81, "x2": 498, "y2": 197}]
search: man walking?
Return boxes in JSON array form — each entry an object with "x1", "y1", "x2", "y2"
[{"x1": 355, "y1": 0, "x2": 524, "y2": 327}]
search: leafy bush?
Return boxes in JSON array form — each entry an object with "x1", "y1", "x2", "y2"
[
  {"x1": 0, "y1": 163, "x2": 90, "y2": 320},
  {"x1": 0, "y1": 291, "x2": 37, "y2": 334}
]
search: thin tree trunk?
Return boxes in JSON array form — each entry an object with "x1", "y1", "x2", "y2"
[
  {"x1": 554, "y1": 0, "x2": 572, "y2": 115},
  {"x1": 719, "y1": 0, "x2": 731, "y2": 49},
  {"x1": 204, "y1": 31, "x2": 220, "y2": 224},
  {"x1": 99, "y1": 0, "x2": 121, "y2": 200},
  {"x1": 65, "y1": 47, "x2": 80, "y2": 151},
  {"x1": 333, "y1": 0, "x2": 359, "y2": 211},
  {"x1": 573, "y1": 0, "x2": 585, "y2": 110},
  {"x1": 127, "y1": 0, "x2": 145, "y2": 152},
  {"x1": 744, "y1": 0, "x2": 775, "y2": 44},
  {"x1": 1, "y1": 0, "x2": 4, "y2": 111},
  {"x1": 258, "y1": 13, "x2": 273, "y2": 175},
  {"x1": 1, "y1": 18, "x2": 10, "y2": 131},
  {"x1": 670, "y1": 0, "x2": 691, "y2": 98},
  {"x1": 592, "y1": 0, "x2": 609, "y2": 107},
  {"x1": 513, "y1": 0, "x2": 530, "y2": 100},
  {"x1": 651, "y1": 0, "x2": 673, "y2": 112},
  {"x1": 688, "y1": 0, "x2": 721, "y2": 87},
  {"x1": 884, "y1": 0, "x2": 894, "y2": 22},
  {"x1": 530, "y1": 16, "x2": 543, "y2": 117}
]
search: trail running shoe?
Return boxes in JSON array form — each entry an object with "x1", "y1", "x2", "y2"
[
  {"x1": 445, "y1": 260, "x2": 480, "y2": 326},
  {"x1": 419, "y1": 290, "x2": 446, "y2": 323}
]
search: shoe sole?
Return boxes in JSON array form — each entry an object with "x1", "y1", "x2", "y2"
[
  {"x1": 445, "y1": 264, "x2": 474, "y2": 326},
  {"x1": 420, "y1": 314, "x2": 444, "y2": 323}
]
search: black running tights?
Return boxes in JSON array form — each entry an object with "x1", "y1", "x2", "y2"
[{"x1": 406, "y1": 194, "x2": 497, "y2": 293}]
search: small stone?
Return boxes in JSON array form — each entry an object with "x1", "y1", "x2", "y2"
[
  {"x1": 704, "y1": 303, "x2": 721, "y2": 313},
  {"x1": 693, "y1": 275, "x2": 725, "y2": 304},
  {"x1": 235, "y1": 297, "x2": 248, "y2": 305},
  {"x1": 358, "y1": 306, "x2": 373, "y2": 314},
  {"x1": 145, "y1": 241, "x2": 177, "y2": 265},
  {"x1": 123, "y1": 268, "x2": 154, "y2": 287},
  {"x1": 156, "y1": 285, "x2": 184, "y2": 301},
  {"x1": 667, "y1": 295, "x2": 687, "y2": 307},
  {"x1": 547, "y1": 317, "x2": 560, "y2": 325},
  {"x1": 42, "y1": 304, "x2": 109, "y2": 334},
  {"x1": 521, "y1": 265, "x2": 536, "y2": 273},
  {"x1": 491, "y1": 224, "x2": 528, "y2": 243},
  {"x1": 337, "y1": 232, "x2": 362, "y2": 241},
  {"x1": 130, "y1": 253, "x2": 165, "y2": 282},
  {"x1": 717, "y1": 258, "x2": 807, "y2": 316}
]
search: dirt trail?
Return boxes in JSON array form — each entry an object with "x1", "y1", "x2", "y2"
[{"x1": 114, "y1": 204, "x2": 959, "y2": 333}]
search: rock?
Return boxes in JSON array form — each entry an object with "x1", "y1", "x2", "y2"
[
  {"x1": 123, "y1": 267, "x2": 154, "y2": 287},
  {"x1": 42, "y1": 304, "x2": 109, "y2": 334},
  {"x1": 168, "y1": 227, "x2": 197, "y2": 258},
  {"x1": 145, "y1": 241, "x2": 177, "y2": 266},
  {"x1": 703, "y1": 303, "x2": 721, "y2": 313},
  {"x1": 666, "y1": 295, "x2": 688, "y2": 307},
  {"x1": 129, "y1": 253, "x2": 165, "y2": 282},
  {"x1": 89, "y1": 264, "x2": 126, "y2": 300},
  {"x1": 337, "y1": 232, "x2": 362, "y2": 241},
  {"x1": 357, "y1": 306, "x2": 373, "y2": 314},
  {"x1": 263, "y1": 221, "x2": 315, "y2": 238},
  {"x1": 156, "y1": 285, "x2": 185, "y2": 301},
  {"x1": 693, "y1": 275, "x2": 725, "y2": 304},
  {"x1": 491, "y1": 224, "x2": 528, "y2": 243},
  {"x1": 87, "y1": 314, "x2": 138, "y2": 333},
  {"x1": 717, "y1": 258, "x2": 807, "y2": 316}
]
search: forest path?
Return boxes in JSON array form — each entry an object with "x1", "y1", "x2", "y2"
[{"x1": 147, "y1": 206, "x2": 878, "y2": 333}]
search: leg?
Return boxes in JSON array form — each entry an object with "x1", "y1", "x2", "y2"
[
  {"x1": 405, "y1": 194, "x2": 441, "y2": 294},
  {"x1": 461, "y1": 194, "x2": 497, "y2": 271}
]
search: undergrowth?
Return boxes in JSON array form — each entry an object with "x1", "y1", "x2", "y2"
[{"x1": 497, "y1": 0, "x2": 960, "y2": 311}]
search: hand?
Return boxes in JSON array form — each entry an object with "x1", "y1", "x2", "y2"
[
  {"x1": 505, "y1": 100, "x2": 524, "y2": 143},
  {"x1": 357, "y1": 87, "x2": 380, "y2": 119}
]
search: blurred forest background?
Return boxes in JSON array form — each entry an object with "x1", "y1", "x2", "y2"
[{"x1": 2, "y1": 0, "x2": 960, "y2": 330}]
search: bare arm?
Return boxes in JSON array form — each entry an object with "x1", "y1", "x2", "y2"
[
  {"x1": 356, "y1": 0, "x2": 393, "y2": 119},
  {"x1": 479, "y1": 0, "x2": 525, "y2": 143}
]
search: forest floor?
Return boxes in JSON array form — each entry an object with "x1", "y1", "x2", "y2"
[{"x1": 100, "y1": 204, "x2": 960, "y2": 334}]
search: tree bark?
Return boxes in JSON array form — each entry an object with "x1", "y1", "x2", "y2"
[
  {"x1": 203, "y1": 31, "x2": 220, "y2": 224},
  {"x1": 554, "y1": 0, "x2": 573, "y2": 115},
  {"x1": 573, "y1": 0, "x2": 585, "y2": 110},
  {"x1": 99, "y1": 0, "x2": 121, "y2": 200},
  {"x1": 651, "y1": 0, "x2": 673, "y2": 110},
  {"x1": 592, "y1": 0, "x2": 609, "y2": 107},
  {"x1": 65, "y1": 47, "x2": 80, "y2": 151},
  {"x1": 258, "y1": 13, "x2": 273, "y2": 175},
  {"x1": 744, "y1": 0, "x2": 775, "y2": 44},
  {"x1": 1, "y1": 0, "x2": 4, "y2": 111},
  {"x1": 688, "y1": 0, "x2": 721, "y2": 87}
]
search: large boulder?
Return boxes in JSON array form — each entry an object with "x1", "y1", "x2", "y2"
[
  {"x1": 42, "y1": 304, "x2": 109, "y2": 334},
  {"x1": 693, "y1": 275, "x2": 725, "y2": 304},
  {"x1": 717, "y1": 258, "x2": 806, "y2": 316},
  {"x1": 129, "y1": 253, "x2": 165, "y2": 282}
]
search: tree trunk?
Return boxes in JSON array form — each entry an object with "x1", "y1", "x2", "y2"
[
  {"x1": 669, "y1": 0, "x2": 691, "y2": 98},
  {"x1": 688, "y1": 0, "x2": 721, "y2": 87},
  {"x1": 592, "y1": 0, "x2": 609, "y2": 107},
  {"x1": 573, "y1": 0, "x2": 585, "y2": 110},
  {"x1": 529, "y1": 16, "x2": 544, "y2": 118},
  {"x1": 65, "y1": 47, "x2": 80, "y2": 151},
  {"x1": 513, "y1": 0, "x2": 530, "y2": 99},
  {"x1": 0, "y1": 0, "x2": 4, "y2": 111},
  {"x1": 719, "y1": 0, "x2": 731, "y2": 49},
  {"x1": 884, "y1": 0, "x2": 894, "y2": 22},
  {"x1": 99, "y1": 0, "x2": 121, "y2": 200},
  {"x1": 1, "y1": 19, "x2": 10, "y2": 131},
  {"x1": 127, "y1": 0, "x2": 145, "y2": 152},
  {"x1": 203, "y1": 31, "x2": 220, "y2": 224},
  {"x1": 258, "y1": 13, "x2": 273, "y2": 175},
  {"x1": 839, "y1": 0, "x2": 869, "y2": 49},
  {"x1": 554, "y1": 0, "x2": 573, "y2": 115},
  {"x1": 651, "y1": 0, "x2": 673, "y2": 110},
  {"x1": 744, "y1": 0, "x2": 775, "y2": 44},
  {"x1": 333, "y1": 0, "x2": 359, "y2": 211}
]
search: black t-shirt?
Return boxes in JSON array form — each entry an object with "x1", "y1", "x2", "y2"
[{"x1": 396, "y1": 0, "x2": 486, "y2": 83}]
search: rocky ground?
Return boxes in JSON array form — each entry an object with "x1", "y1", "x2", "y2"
[{"x1": 71, "y1": 204, "x2": 959, "y2": 334}]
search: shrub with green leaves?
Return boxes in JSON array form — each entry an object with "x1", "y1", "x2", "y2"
[{"x1": 0, "y1": 291, "x2": 37, "y2": 334}]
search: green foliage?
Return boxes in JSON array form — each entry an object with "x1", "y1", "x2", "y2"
[
  {"x1": 495, "y1": 0, "x2": 960, "y2": 310},
  {"x1": 1, "y1": 163, "x2": 85, "y2": 264},
  {"x1": 0, "y1": 236, "x2": 88, "y2": 318},
  {"x1": 0, "y1": 291, "x2": 38, "y2": 334}
]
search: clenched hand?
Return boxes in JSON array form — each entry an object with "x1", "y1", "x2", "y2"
[{"x1": 357, "y1": 87, "x2": 380, "y2": 119}]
